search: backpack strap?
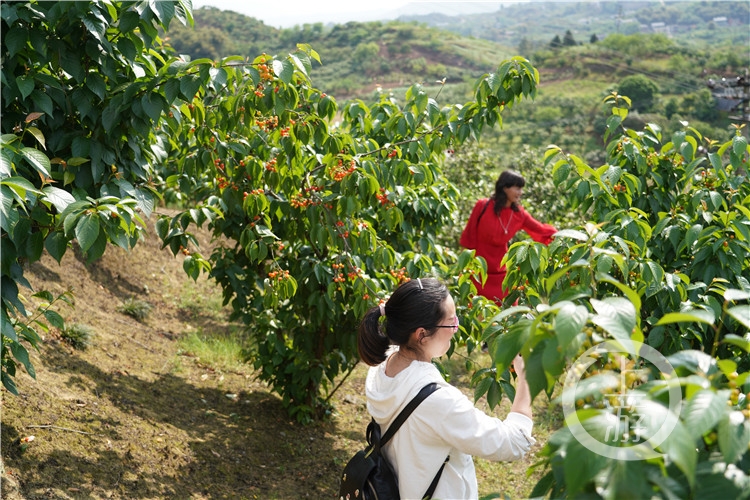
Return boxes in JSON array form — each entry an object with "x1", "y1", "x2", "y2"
[
  {"x1": 379, "y1": 382, "x2": 440, "y2": 447},
  {"x1": 372, "y1": 382, "x2": 447, "y2": 500},
  {"x1": 422, "y1": 455, "x2": 450, "y2": 500}
]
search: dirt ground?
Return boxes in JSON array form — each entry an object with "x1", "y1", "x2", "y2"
[{"x1": 1, "y1": 209, "x2": 547, "y2": 499}]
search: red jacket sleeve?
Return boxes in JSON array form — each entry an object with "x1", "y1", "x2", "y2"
[{"x1": 520, "y1": 207, "x2": 557, "y2": 244}]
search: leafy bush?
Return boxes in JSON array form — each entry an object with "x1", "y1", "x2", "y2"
[
  {"x1": 60, "y1": 323, "x2": 94, "y2": 350},
  {"x1": 0, "y1": 0, "x2": 189, "y2": 394},
  {"x1": 476, "y1": 93, "x2": 750, "y2": 498},
  {"x1": 155, "y1": 51, "x2": 541, "y2": 422},
  {"x1": 117, "y1": 298, "x2": 153, "y2": 322},
  {"x1": 618, "y1": 74, "x2": 659, "y2": 112}
]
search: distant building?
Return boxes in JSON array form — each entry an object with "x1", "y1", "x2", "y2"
[{"x1": 712, "y1": 16, "x2": 728, "y2": 24}]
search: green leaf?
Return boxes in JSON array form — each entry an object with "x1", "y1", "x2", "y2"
[
  {"x1": 486, "y1": 378, "x2": 502, "y2": 408},
  {"x1": 85, "y1": 231, "x2": 107, "y2": 263},
  {"x1": 489, "y1": 321, "x2": 530, "y2": 373},
  {"x1": 141, "y1": 93, "x2": 163, "y2": 121},
  {"x1": 694, "y1": 456, "x2": 750, "y2": 500},
  {"x1": 44, "y1": 231, "x2": 68, "y2": 264},
  {"x1": 524, "y1": 346, "x2": 548, "y2": 399},
  {"x1": 644, "y1": 401, "x2": 696, "y2": 487},
  {"x1": 277, "y1": 59, "x2": 294, "y2": 84},
  {"x1": 554, "y1": 302, "x2": 588, "y2": 349},
  {"x1": 149, "y1": 0, "x2": 175, "y2": 24},
  {"x1": 75, "y1": 212, "x2": 101, "y2": 253},
  {"x1": 133, "y1": 188, "x2": 155, "y2": 218},
  {"x1": 102, "y1": 94, "x2": 124, "y2": 131},
  {"x1": 60, "y1": 48, "x2": 84, "y2": 81},
  {"x1": 82, "y1": 13, "x2": 106, "y2": 43},
  {"x1": 590, "y1": 297, "x2": 636, "y2": 347},
  {"x1": 43, "y1": 310, "x2": 65, "y2": 330},
  {"x1": 2, "y1": 373, "x2": 19, "y2": 395},
  {"x1": 563, "y1": 433, "x2": 609, "y2": 496},
  {"x1": 117, "y1": 37, "x2": 137, "y2": 61},
  {"x1": 30, "y1": 90, "x2": 53, "y2": 118},
  {"x1": 85, "y1": 72, "x2": 107, "y2": 101},
  {"x1": 67, "y1": 157, "x2": 90, "y2": 167},
  {"x1": 25, "y1": 126, "x2": 46, "y2": 150},
  {"x1": 725, "y1": 289, "x2": 750, "y2": 302},
  {"x1": 117, "y1": 10, "x2": 140, "y2": 32},
  {"x1": 682, "y1": 390, "x2": 729, "y2": 439},
  {"x1": 608, "y1": 458, "x2": 651, "y2": 500},
  {"x1": 656, "y1": 309, "x2": 715, "y2": 326},
  {"x1": 596, "y1": 274, "x2": 641, "y2": 313},
  {"x1": 733, "y1": 135, "x2": 748, "y2": 157},
  {"x1": 723, "y1": 334, "x2": 750, "y2": 353},
  {"x1": 5, "y1": 26, "x2": 27, "y2": 58},
  {"x1": 1, "y1": 308, "x2": 19, "y2": 342},
  {"x1": 20, "y1": 147, "x2": 51, "y2": 178},
  {"x1": 726, "y1": 306, "x2": 750, "y2": 330},
  {"x1": 717, "y1": 411, "x2": 750, "y2": 464},
  {"x1": 10, "y1": 341, "x2": 35, "y2": 378},
  {"x1": 1, "y1": 176, "x2": 42, "y2": 199},
  {"x1": 179, "y1": 74, "x2": 202, "y2": 101},
  {"x1": 15, "y1": 75, "x2": 34, "y2": 100},
  {"x1": 163, "y1": 78, "x2": 181, "y2": 103},
  {"x1": 42, "y1": 186, "x2": 75, "y2": 212},
  {"x1": 667, "y1": 350, "x2": 716, "y2": 376},
  {"x1": 554, "y1": 229, "x2": 589, "y2": 241}
]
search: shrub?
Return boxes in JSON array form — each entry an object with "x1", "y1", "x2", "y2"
[
  {"x1": 60, "y1": 323, "x2": 94, "y2": 350},
  {"x1": 117, "y1": 298, "x2": 153, "y2": 322},
  {"x1": 488, "y1": 93, "x2": 750, "y2": 499}
]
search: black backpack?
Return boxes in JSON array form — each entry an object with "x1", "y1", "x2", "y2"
[{"x1": 338, "y1": 382, "x2": 448, "y2": 500}]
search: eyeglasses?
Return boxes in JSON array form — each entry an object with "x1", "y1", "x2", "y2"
[{"x1": 428, "y1": 316, "x2": 459, "y2": 333}]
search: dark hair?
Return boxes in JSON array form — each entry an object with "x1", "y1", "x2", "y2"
[
  {"x1": 357, "y1": 278, "x2": 449, "y2": 366},
  {"x1": 492, "y1": 170, "x2": 525, "y2": 214}
]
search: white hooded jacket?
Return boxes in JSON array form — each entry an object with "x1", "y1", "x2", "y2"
[{"x1": 365, "y1": 351, "x2": 535, "y2": 500}]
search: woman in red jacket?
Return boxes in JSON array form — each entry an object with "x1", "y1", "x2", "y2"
[{"x1": 460, "y1": 170, "x2": 557, "y2": 305}]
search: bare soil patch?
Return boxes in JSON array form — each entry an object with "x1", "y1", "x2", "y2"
[{"x1": 1, "y1": 209, "x2": 549, "y2": 499}]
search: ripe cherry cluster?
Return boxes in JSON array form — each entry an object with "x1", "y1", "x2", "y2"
[
  {"x1": 257, "y1": 56, "x2": 274, "y2": 81},
  {"x1": 267, "y1": 269, "x2": 290, "y2": 281},
  {"x1": 331, "y1": 159, "x2": 356, "y2": 182},
  {"x1": 217, "y1": 176, "x2": 230, "y2": 189},
  {"x1": 243, "y1": 189, "x2": 264, "y2": 199},
  {"x1": 389, "y1": 267, "x2": 408, "y2": 284},
  {"x1": 376, "y1": 188, "x2": 394, "y2": 207},
  {"x1": 257, "y1": 115, "x2": 279, "y2": 131}
]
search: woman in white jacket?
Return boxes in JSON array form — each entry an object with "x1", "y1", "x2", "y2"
[{"x1": 358, "y1": 277, "x2": 535, "y2": 500}]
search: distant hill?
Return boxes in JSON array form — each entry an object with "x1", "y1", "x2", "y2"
[
  {"x1": 167, "y1": 6, "x2": 518, "y2": 98},
  {"x1": 167, "y1": 2, "x2": 748, "y2": 100},
  {"x1": 398, "y1": 1, "x2": 750, "y2": 49}
]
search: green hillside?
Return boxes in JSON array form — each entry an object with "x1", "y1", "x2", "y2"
[
  {"x1": 400, "y1": 1, "x2": 750, "y2": 50},
  {"x1": 167, "y1": 7, "x2": 517, "y2": 99},
  {"x1": 165, "y1": 3, "x2": 749, "y2": 165}
]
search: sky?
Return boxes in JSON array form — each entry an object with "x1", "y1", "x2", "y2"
[{"x1": 190, "y1": 1, "x2": 507, "y2": 28}]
